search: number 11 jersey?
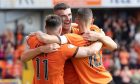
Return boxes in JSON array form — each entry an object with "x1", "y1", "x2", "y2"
[{"x1": 27, "y1": 35, "x2": 78, "y2": 84}]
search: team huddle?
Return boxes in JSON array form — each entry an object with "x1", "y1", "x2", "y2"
[{"x1": 21, "y1": 3, "x2": 117, "y2": 84}]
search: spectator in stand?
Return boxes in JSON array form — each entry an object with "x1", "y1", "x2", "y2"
[
  {"x1": 103, "y1": 53, "x2": 114, "y2": 71},
  {"x1": 119, "y1": 46, "x2": 130, "y2": 69},
  {"x1": 4, "y1": 64, "x2": 14, "y2": 79},
  {"x1": 13, "y1": 59, "x2": 22, "y2": 79},
  {"x1": 105, "y1": 28, "x2": 113, "y2": 38},
  {"x1": 129, "y1": 42, "x2": 138, "y2": 69},
  {"x1": 103, "y1": 17, "x2": 112, "y2": 31},
  {"x1": 5, "y1": 29, "x2": 15, "y2": 44},
  {"x1": 128, "y1": 17, "x2": 136, "y2": 42},
  {"x1": 1, "y1": 31, "x2": 8, "y2": 49},
  {"x1": 112, "y1": 20, "x2": 122, "y2": 44},
  {"x1": 120, "y1": 66, "x2": 132, "y2": 84},
  {"x1": 0, "y1": 68, "x2": 2, "y2": 79},
  {"x1": 14, "y1": 41, "x2": 26, "y2": 61},
  {"x1": 0, "y1": 61, "x2": 6, "y2": 78},
  {"x1": 135, "y1": 29, "x2": 140, "y2": 44},
  {"x1": 113, "y1": 68, "x2": 122, "y2": 84},
  {"x1": 14, "y1": 24, "x2": 25, "y2": 49},
  {"x1": 0, "y1": 44, "x2": 5, "y2": 60},
  {"x1": 130, "y1": 69, "x2": 140, "y2": 84},
  {"x1": 134, "y1": 29, "x2": 140, "y2": 69},
  {"x1": 5, "y1": 42, "x2": 14, "y2": 65},
  {"x1": 121, "y1": 22, "x2": 130, "y2": 46},
  {"x1": 113, "y1": 50, "x2": 121, "y2": 70}
]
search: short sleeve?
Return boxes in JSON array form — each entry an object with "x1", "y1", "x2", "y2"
[
  {"x1": 26, "y1": 35, "x2": 44, "y2": 49},
  {"x1": 90, "y1": 25, "x2": 101, "y2": 32},
  {"x1": 62, "y1": 44, "x2": 79, "y2": 59},
  {"x1": 64, "y1": 34, "x2": 88, "y2": 46}
]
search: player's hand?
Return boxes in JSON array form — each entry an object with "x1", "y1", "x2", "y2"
[
  {"x1": 82, "y1": 29, "x2": 105, "y2": 42},
  {"x1": 25, "y1": 31, "x2": 43, "y2": 42},
  {"x1": 100, "y1": 29, "x2": 105, "y2": 36},
  {"x1": 39, "y1": 43, "x2": 60, "y2": 53},
  {"x1": 82, "y1": 31, "x2": 100, "y2": 41},
  {"x1": 28, "y1": 31, "x2": 52, "y2": 43},
  {"x1": 35, "y1": 31, "x2": 51, "y2": 43},
  {"x1": 28, "y1": 31, "x2": 42, "y2": 36}
]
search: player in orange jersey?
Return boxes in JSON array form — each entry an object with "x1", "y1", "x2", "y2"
[
  {"x1": 23, "y1": 3, "x2": 82, "y2": 84},
  {"x1": 21, "y1": 14, "x2": 103, "y2": 84},
  {"x1": 32, "y1": 8, "x2": 117, "y2": 84},
  {"x1": 23, "y1": 3, "x2": 117, "y2": 84}
]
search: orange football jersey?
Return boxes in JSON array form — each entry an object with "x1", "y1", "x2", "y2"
[
  {"x1": 64, "y1": 26, "x2": 81, "y2": 84},
  {"x1": 27, "y1": 35, "x2": 78, "y2": 84},
  {"x1": 64, "y1": 25, "x2": 112, "y2": 84}
]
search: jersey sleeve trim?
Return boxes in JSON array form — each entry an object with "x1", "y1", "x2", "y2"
[
  {"x1": 56, "y1": 35, "x2": 61, "y2": 44},
  {"x1": 72, "y1": 47, "x2": 79, "y2": 58},
  {"x1": 60, "y1": 35, "x2": 68, "y2": 44}
]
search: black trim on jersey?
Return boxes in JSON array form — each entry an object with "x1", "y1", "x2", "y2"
[
  {"x1": 56, "y1": 35, "x2": 61, "y2": 44},
  {"x1": 72, "y1": 47, "x2": 79, "y2": 58}
]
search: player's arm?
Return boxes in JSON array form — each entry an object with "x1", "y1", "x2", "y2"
[
  {"x1": 21, "y1": 36, "x2": 40, "y2": 62},
  {"x1": 65, "y1": 42, "x2": 102, "y2": 58},
  {"x1": 21, "y1": 36, "x2": 60, "y2": 62},
  {"x1": 21, "y1": 43, "x2": 60, "y2": 62},
  {"x1": 98, "y1": 35, "x2": 117, "y2": 51},
  {"x1": 33, "y1": 32, "x2": 105, "y2": 49},
  {"x1": 30, "y1": 31, "x2": 88, "y2": 45},
  {"x1": 27, "y1": 31, "x2": 61, "y2": 44},
  {"x1": 30, "y1": 31, "x2": 108, "y2": 52},
  {"x1": 82, "y1": 30, "x2": 117, "y2": 51},
  {"x1": 75, "y1": 42, "x2": 102, "y2": 58},
  {"x1": 21, "y1": 48, "x2": 41, "y2": 62}
]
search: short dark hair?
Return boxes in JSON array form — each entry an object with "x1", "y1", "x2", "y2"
[
  {"x1": 77, "y1": 8, "x2": 93, "y2": 20},
  {"x1": 53, "y1": 3, "x2": 70, "y2": 11},
  {"x1": 45, "y1": 15, "x2": 62, "y2": 30}
]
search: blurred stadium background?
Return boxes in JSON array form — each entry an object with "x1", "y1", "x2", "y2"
[{"x1": 0, "y1": 0, "x2": 140, "y2": 84}]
